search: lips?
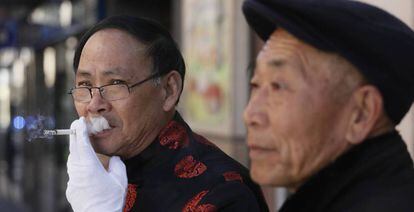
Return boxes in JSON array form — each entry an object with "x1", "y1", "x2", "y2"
[
  {"x1": 248, "y1": 145, "x2": 277, "y2": 159},
  {"x1": 91, "y1": 128, "x2": 113, "y2": 138}
]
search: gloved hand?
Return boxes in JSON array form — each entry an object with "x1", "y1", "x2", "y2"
[{"x1": 66, "y1": 117, "x2": 128, "y2": 212}]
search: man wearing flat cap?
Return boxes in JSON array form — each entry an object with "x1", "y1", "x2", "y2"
[{"x1": 243, "y1": 0, "x2": 414, "y2": 211}]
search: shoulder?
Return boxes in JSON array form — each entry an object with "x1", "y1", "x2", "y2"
[
  {"x1": 178, "y1": 134, "x2": 268, "y2": 211},
  {"x1": 0, "y1": 198, "x2": 26, "y2": 212},
  {"x1": 182, "y1": 180, "x2": 269, "y2": 212},
  {"x1": 190, "y1": 133, "x2": 249, "y2": 173},
  {"x1": 330, "y1": 179, "x2": 414, "y2": 212}
]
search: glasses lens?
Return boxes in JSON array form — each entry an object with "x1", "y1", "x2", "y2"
[
  {"x1": 101, "y1": 84, "x2": 129, "y2": 101},
  {"x1": 71, "y1": 88, "x2": 91, "y2": 102}
]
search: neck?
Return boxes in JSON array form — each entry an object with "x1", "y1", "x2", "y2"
[{"x1": 122, "y1": 110, "x2": 176, "y2": 159}]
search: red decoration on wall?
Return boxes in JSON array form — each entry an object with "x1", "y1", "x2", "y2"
[{"x1": 175, "y1": 155, "x2": 207, "y2": 178}]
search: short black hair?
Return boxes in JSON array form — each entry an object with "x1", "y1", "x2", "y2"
[{"x1": 73, "y1": 15, "x2": 186, "y2": 99}]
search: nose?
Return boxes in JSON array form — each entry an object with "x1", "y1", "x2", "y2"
[
  {"x1": 243, "y1": 87, "x2": 269, "y2": 128},
  {"x1": 86, "y1": 88, "x2": 111, "y2": 114}
]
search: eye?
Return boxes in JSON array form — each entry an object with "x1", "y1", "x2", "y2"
[
  {"x1": 271, "y1": 82, "x2": 282, "y2": 90},
  {"x1": 250, "y1": 82, "x2": 259, "y2": 90},
  {"x1": 111, "y1": 79, "x2": 126, "y2": 85},
  {"x1": 271, "y1": 79, "x2": 289, "y2": 91},
  {"x1": 77, "y1": 81, "x2": 91, "y2": 87}
]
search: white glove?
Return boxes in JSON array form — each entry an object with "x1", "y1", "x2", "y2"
[{"x1": 66, "y1": 117, "x2": 128, "y2": 212}]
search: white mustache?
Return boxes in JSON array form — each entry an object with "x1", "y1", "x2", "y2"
[{"x1": 87, "y1": 116, "x2": 111, "y2": 135}]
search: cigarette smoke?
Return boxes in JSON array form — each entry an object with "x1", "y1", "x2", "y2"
[
  {"x1": 20, "y1": 115, "x2": 110, "y2": 141},
  {"x1": 87, "y1": 116, "x2": 111, "y2": 135},
  {"x1": 25, "y1": 115, "x2": 55, "y2": 141}
]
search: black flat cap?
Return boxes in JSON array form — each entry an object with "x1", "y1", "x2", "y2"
[{"x1": 243, "y1": 0, "x2": 414, "y2": 124}]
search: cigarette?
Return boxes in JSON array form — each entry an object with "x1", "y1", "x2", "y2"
[{"x1": 43, "y1": 129, "x2": 75, "y2": 136}]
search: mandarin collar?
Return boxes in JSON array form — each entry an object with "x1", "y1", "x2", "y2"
[
  {"x1": 280, "y1": 130, "x2": 412, "y2": 211},
  {"x1": 123, "y1": 112, "x2": 186, "y2": 183}
]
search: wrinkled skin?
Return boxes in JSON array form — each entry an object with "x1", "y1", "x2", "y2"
[
  {"x1": 244, "y1": 29, "x2": 354, "y2": 189},
  {"x1": 74, "y1": 28, "x2": 168, "y2": 159}
]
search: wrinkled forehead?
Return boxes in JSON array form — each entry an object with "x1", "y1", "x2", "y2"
[
  {"x1": 254, "y1": 29, "x2": 307, "y2": 78},
  {"x1": 258, "y1": 29, "x2": 321, "y2": 62},
  {"x1": 255, "y1": 28, "x2": 336, "y2": 79},
  {"x1": 77, "y1": 28, "x2": 153, "y2": 79},
  {"x1": 83, "y1": 28, "x2": 148, "y2": 58}
]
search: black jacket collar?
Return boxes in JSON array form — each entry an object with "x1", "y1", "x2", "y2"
[{"x1": 280, "y1": 131, "x2": 414, "y2": 211}]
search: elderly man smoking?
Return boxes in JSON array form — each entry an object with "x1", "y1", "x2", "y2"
[{"x1": 65, "y1": 16, "x2": 268, "y2": 212}]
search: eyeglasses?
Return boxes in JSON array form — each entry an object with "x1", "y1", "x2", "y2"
[{"x1": 68, "y1": 73, "x2": 160, "y2": 103}]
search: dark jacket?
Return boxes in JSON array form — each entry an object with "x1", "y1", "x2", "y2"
[
  {"x1": 123, "y1": 112, "x2": 269, "y2": 212},
  {"x1": 280, "y1": 131, "x2": 414, "y2": 212},
  {"x1": 0, "y1": 198, "x2": 26, "y2": 212}
]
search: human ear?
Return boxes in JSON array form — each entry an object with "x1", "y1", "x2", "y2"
[
  {"x1": 162, "y1": 70, "x2": 182, "y2": 112},
  {"x1": 345, "y1": 85, "x2": 383, "y2": 144}
]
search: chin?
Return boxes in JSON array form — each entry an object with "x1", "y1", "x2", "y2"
[
  {"x1": 90, "y1": 139, "x2": 118, "y2": 156},
  {"x1": 250, "y1": 165, "x2": 273, "y2": 186},
  {"x1": 94, "y1": 148, "x2": 115, "y2": 156},
  {"x1": 250, "y1": 163, "x2": 291, "y2": 187}
]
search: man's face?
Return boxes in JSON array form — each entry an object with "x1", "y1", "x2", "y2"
[
  {"x1": 74, "y1": 28, "x2": 165, "y2": 158},
  {"x1": 244, "y1": 29, "x2": 352, "y2": 188}
]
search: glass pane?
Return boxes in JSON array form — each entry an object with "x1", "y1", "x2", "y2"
[{"x1": 103, "y1": 84, "x2": 129, "y2": 100}]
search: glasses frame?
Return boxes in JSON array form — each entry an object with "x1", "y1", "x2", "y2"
[{"x1": 68, "y1": 72, "x2": 161, "y2": 102}]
